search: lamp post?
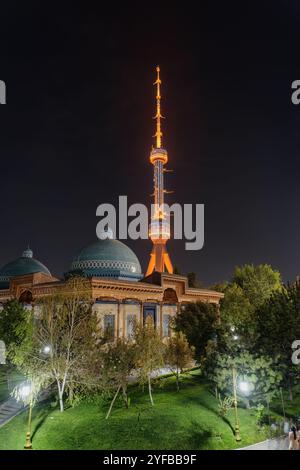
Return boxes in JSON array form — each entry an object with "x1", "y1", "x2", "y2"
[
  {"x1": 24, "y1": 396, "x2": 33, "y2": 449},
  {"x1": 19, "y1": 383, "x2": 33, "y2": 450},
  {"x1": 232, "y1": 368, "x2": 251, "y2": 443},
  {"x1": 232, "y1": 366, "x2": 241, "y2": 442}
]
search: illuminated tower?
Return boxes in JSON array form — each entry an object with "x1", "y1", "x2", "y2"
[{"x1": 146, "y1": 66, "x2": 173, "y2": 276}]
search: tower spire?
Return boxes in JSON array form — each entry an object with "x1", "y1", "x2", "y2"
[
  {"x1": 146, "y1": 66, "x2": 173, "y2": 277},
  {"x1": 154, "y1": 65, "x2": 163, "y2": 149}
]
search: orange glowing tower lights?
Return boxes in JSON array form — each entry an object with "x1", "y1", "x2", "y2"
[{"x1": 146, "y1": 66, "x2": 173, "y2": 276}]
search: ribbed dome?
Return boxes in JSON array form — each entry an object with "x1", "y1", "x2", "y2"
[
  {"x1": 0, "y1": 248, "x2": 51, "y2": 289},
  {"x1": 70, "y1": 237, "x2": 142, "y2": 281}
]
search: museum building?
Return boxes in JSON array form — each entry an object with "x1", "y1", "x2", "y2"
[{"x1": 0, "y1": 241, "x2": 223, "y2": 339}]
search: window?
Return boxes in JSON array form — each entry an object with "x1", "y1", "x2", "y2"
[
  {"x1": 163, "y1": 314, "x2": 171, "y2": 337},
  {"x1": 126, "y1": 314, "x2": 136, "y2": 339},
  {"x1": 19, "y1": 290, "x2": 33, "y2": 304},
  {"x1": 143, "y1": 306, "x2": 156, "y2": 326},
  {"x1": 104, "y1": 314, "x2": 115, "y2": 340}
]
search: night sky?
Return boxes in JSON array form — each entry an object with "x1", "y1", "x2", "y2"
[{"x1": 1, "y1": 2, "x2": 300, "y2": 286}]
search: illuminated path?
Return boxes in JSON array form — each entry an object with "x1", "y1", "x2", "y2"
[
  {"x1": 0, "y1": 397, "x2": 24, "y2": 427},
  {"x1": 239, "y1": 436, "x2": 289, "y2": 450}
]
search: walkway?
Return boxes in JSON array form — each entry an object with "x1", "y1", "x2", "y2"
[
  {"x1": 239, "y1": 436, "x2": 289, "y2": 450},
  {"x1": 0, "y1": 397, "x2": 24, "y2": 427}
]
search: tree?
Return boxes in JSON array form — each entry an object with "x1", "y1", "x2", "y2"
[
  {"x1": 233, "y1": 264, "x2": 281, "y2": 309},
  {"x1": 0, "y1": 300, "x2": 55, "y2": 412},
  {"x1": 2, "y1": 278, "x2": 101, "y2": 412},
  {"x1": 214, "y1": 265, "x2": 282, "y2": 355},
  {"x1": 174, "y1": 302, "x2": 218, "y2": 363},
  {"x1": 257, "y1": 281, "x2": 300, "y2": 400},
  {"x1": 102, "y1": 338, "x2": 136, "y2": 419},
  {"x1": 207, "y1": 352, "x2": 282, "y2": 408},
  {"x1": 164, "y1": 332, "x2": 194, "y2": 391},
  {"x1": 0, "y1": 300, "x2": 36, "y2": 396},
  {"x1": 221, "y1": 283, "x2": 253, "y2": 328},
  {"x1": 32, "y1": 277, "x2": 100, "y2": 411},
  {"x1": 133, "y1": 319, "x2": 165, "y2": 406},
  {"x1": 63, "y1": 269, "x2": 86, "y2": 281},
  {"x1": 210, "y1": 281, "x2": 228, "y2": 293},
  {"x1": 0, "y1": 300, "x2": 33, "y2": 367},
  {"x1": 220, "y1": 283, "x2": 257, "y2": 350},
  {"x1": 187, "y1": 272, "x2": 202, "y2": 288},
  {"x1": 173, "y1": 265, "x2": 181, "y2": 275}
]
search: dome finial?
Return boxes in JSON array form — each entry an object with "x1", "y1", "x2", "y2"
[{"x1": 22, "y1": 246, "x2": 33, "y2": 258}]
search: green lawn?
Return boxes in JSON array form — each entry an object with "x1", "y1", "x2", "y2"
[{"x1": 0, "y1": 371, "x2": 272, "y2": 450}]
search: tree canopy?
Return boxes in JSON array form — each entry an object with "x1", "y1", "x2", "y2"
[
  {"x1": 233, "y1": 264, "x2": 281, "y2": 309},
  {"x1": 174, "y1": 301, "x2": 218, "y2": 362},
  {"x1": 256, "y1": 280, "x2": 300, "y2": 399},
  {"x1": 207, "y1": 352, "x2": 282, "y2": 407}
]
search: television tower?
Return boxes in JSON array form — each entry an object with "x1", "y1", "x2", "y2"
[{"x1": 146, "y1": 66, "x2": 173, "y2": 276}]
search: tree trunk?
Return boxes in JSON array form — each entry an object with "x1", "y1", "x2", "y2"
[
  {"x1": 148, "y1": 375, "x2": 154, "y2": 406},
  {"x1": 244, "y1": 398, "x2": 250, "y2": 409},
  {"x1": 288, "y1": 384, "x2": 293, "y2": 401},
  {"x1": 122, "y1": 385, "x2": 128, "y2": 408},
  {"x1": 176, "y1": 367, "x2": 180, "y2": 392},
  {"x1": 59, "y1": 396, "x2": 64, "y2": 412},
  {"x1": 58, "y1": 390, "x2": 64, "y2": 412},
  {"x1": 266, "y1": 398, "x2": 271, "y2": 438},
  {"x1": 106, "y1": 385, "x2": 121, "y2": 420},
  {"x1": 56, "y1": 380, "x2": 64, "y2": 412},
  {"x1": 280, "y1": 387, "x2": 286, "y2": 420}
]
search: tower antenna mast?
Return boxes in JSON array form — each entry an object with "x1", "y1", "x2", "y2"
[{"x1": 154, "y1": 66, "x2": 163, "y2": 149}]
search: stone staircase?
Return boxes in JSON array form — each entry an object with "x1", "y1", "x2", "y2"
[{"x1": 0, "y1": 397, "x2": 25, "y2": 427}]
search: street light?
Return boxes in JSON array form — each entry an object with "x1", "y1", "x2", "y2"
[
  {"x1": 43, "y1": 345, "x2": 51, "y2": 354},
  {"x1": 232, "y1": 367, "x2": 241, "y2": 442},
  {"x1": 19, "y1": 384, "x2": 31, "y2": 398},
  {"x1": 231, "y1": 374, "x2": 252, "y2": 443},
  {"x1": 239, "y1": 380, "x2": 250, "y2": 394},
  {"x1": 19, "y1": 382, "x2": 33, "y2": 450}
]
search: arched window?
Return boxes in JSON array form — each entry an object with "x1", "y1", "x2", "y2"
[
  {"x1": 163, "y1": 288, "x2": 178, "y2": 303},
  {"x1": 19, "y1": 290, "x2": 33, "y2": 305}
]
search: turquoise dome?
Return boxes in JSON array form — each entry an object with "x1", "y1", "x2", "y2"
[
  {"x1": 70, "y1": 235, "x2": 142, "y2": 281},
  {"x1": 0, "y1": 248, "x2": 51, "y2": 289}
]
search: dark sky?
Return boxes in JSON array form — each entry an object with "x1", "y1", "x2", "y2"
[{"x1": 0, "y1": 1, "x2": 300, "y2": 286}]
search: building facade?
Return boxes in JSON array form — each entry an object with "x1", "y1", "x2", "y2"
[{"x1": 0, "y1": 242, "x2": 223, "y2": 339}]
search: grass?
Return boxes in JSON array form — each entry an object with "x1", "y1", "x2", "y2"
[{"x1": 0, "y1": 370, "x2": 272, "y2": 450}]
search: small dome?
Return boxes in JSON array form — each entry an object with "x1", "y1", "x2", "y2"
[
  {"x1": 70, "y1": 238, "x2": 142, "y2": 281},
  {"x1": 0, "y1": 248, "x2": 51, "y2": 289}
]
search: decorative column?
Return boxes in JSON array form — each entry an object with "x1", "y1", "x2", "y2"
[
  {"x1": 159, "y1": 302, "x2": 163, "y2": 336},
  {"x1": 116, "y1": 301, "x2": 120, "y2": 338},
  {"x1": 140, "y1": 301, "x2": 144, "y2": 325}
]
